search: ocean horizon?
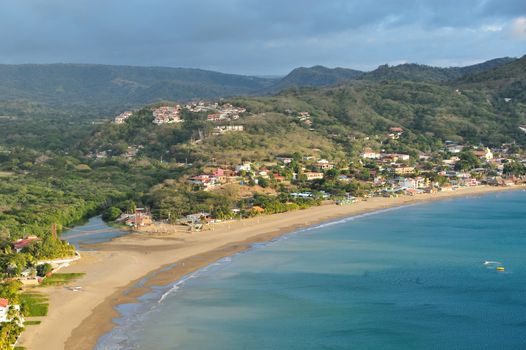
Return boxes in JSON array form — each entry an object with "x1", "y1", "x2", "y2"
[{"x1": 95, "y1": 191, "x2": 526, "y2": 350}]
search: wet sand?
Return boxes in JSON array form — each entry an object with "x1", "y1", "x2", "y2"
[{"x1": 16, "y1": 185, "x2": 524, "y2": 350}]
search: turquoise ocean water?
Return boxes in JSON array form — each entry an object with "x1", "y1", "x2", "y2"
[{"x1": 96, "y1": 191, "x2": 526, "y2": 349}]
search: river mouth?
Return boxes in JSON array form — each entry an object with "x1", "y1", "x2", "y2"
[{"x1": 61, "y1": 216, "x2": 131, "y2": 249}]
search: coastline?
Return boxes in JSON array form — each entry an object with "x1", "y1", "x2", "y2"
[{"x1": 16, "y1": 185, "x2": 525, "y2": 350}]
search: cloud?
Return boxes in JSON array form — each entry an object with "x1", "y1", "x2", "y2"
[
  {"x1": 511, "y1": 17, "x2": 526, "y2": 39},
  {"x1": 0, "y1": 0, "x2": 524, "y2": 74}
]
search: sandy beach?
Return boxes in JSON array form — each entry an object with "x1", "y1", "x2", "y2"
[{"x1": 16, "y1": 185, "x2": 524, "y2": 350}]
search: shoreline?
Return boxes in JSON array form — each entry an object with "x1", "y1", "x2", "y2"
[{"x1": 16, "y1": 185, "x2": 525, "y2": 350}]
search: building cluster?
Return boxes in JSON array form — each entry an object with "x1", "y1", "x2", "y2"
[
  {"x1": 153, "y1": 106, "x2": 183, "y2": 125},
  {"x1": 205, "y1": 103, "x2": 247, "y2": 122},
  {"x1": 114, "y1": 111, "x2": 133, "y2": 124},
  {"x1": 296, "y1": 111, "x2": 313, "y2": 127},
  {"x1": 212, "y1": 125, "x2": 244, "y2": 135},
  {"x1": 115, "y1": 208, "x2": 153, "y2": 227}
]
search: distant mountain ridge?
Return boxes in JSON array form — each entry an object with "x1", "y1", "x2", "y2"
[
  {"x1": 263, "y1": 57, "x2": 517, "y2": 91},
  {"x1": 0, "y1": 57, "x2": 520, "y2": 112},
  {"x1": 0, "y1": 63, "x2": 276, "y2": 107},
  {"x1": 267, "y1": 65, "x2": 364, "y2": 91}
]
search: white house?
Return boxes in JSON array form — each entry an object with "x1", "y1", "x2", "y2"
[
  {"x1": 361, "y1": 148, "x2": 381, "y2": 159},
  {"x1": 0, "y1": 298, "x2": 8, "y2": 323},
  {"x1": 235, "y1": 163, "x2": 251, "y2": 173},
  {"x1": 0, "y1": 298, "x2": 20, "y2": 324}
]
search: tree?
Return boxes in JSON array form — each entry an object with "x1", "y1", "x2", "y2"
[
  {"x1": 37, "y1": 263, "x2": 53, "y2": 277},
  {"x1": 102, "y1": 207, "x2": 122, "y2": 222}
]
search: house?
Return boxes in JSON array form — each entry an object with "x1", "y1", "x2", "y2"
[
  {"x1": 116, "y1": 209, "x2": 153, "y2": 227},
  {"x1": 304, "y1": 172, "x2": 324, "y2": 180},
  {"x1": 443, "y1": 156, "x2": 460, "y2": 165},
  {"x1": 0, "y1": 298, "x2": 20, "y2": 324},
  {"x1": 394, "y1": 166, "x2": 415, "y2": 175},
  {"x1": 473, "y1": 148, "x2": 493, "y2": 161},
  {"x1": 361, "y1": 148, "x2": 381, "y2": 159},
  {"x1": 291, "y1": 192, "x2": 314, "y2": 198},
  {"x1": 0, "y1": 299, "x2": 8, "y2": 323},
  {"x1": 382, "y1": 153, "x2": 410, "y2": 161},
  {"x1": 212, "y1": 125, "x2": 244, "y2": 135},
  {"x1": 114, "y1": 111, "x2": 133, "y2": 124},
  {"x1": 276, "y1": 157, "x2": 293, "y2": 164},
  {"x1": 186, "y1": 212, "x2": 212, "y2": 223},
  {"x1": 235, "y1": 163, "x2": 251, "y2": 173},
  {"x1": 440, "y1": 185, "x2": 455, "y2": 191},
  {"x1": 387, "y1": 127, "x2": 404, "y2": 139},
  {"x1": 315, "y1": 159, "x2": 334, "y2": 170},
  {"x1": 153, "y1": 106, "x2": 182, "y2": 125},
  {"x1": 446, "y1": 144, "x2": 464, "y2": 154},
  {"x1": 13, "y1": 235, "x2": 40, "y2": 253},
  {"x1": 463, "y1": 178, "x2": 479, "y2": 186}
]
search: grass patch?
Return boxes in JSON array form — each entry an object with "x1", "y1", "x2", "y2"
[
  {"x1": 23, "y1": 320, "x2": 42, "y2": 326},
  {"x1": 0, "y1": 171, "x2": 14, "y2": 177},
  {"x1": 20, "y1": 293, "x2": 48, "y2": 317},
  {"x1": 40, "y1": 273, "x2": 85, "y2": 287},
  {"x1": 14, "y1": 347, "x2": 27, "y2": 350}
]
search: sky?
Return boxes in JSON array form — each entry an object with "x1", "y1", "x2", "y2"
[{"x1": 0, "y1": 0, "x2": 525, "y2": 75}]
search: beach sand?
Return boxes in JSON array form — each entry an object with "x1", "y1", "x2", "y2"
[{"x1": 16, "y1": 185, "x2": 524, "y2": 350}]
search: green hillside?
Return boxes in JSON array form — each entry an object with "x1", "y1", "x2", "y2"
[
  {"x1": 0, "y1": 64, "x2": 276, "y2": 107},
  {"x1": 361, "y1": 57, "x2": 516, "y2": 83},
  {"x1": 267, "y1": 66, "x2": 364, "y2": 91}
]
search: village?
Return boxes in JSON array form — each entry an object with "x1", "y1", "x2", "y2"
[
  {"x1": 114, "y1": 101, "x2": 248, "y2": 126},
  {"x1": 103, "y1": 102, "x2": 526, "y2": 231},
  {"x1": 96, "y1": 123, "x2": 526, "y2": 232}
]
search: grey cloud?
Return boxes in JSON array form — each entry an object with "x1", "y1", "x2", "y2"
[{"x1": 0, "y1": 0, "x2": 524, "y2": 74}]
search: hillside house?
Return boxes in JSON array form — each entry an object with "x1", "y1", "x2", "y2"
[
  {"x1": 235, "y1": 163, "x2": 252, "y2": 173},
  {"x1": 305, "y1": 172, "x2": 324, "y2": 180},
  {"x1": 114, "y1": 111, "x2": 133, "y2": 124},
  {"x1": 212, "y1": 125, "x2": 244, "y2": 135},
  {"x1": 361, "y1": 148, "x2": 381, "y2": 159},
  {"x1": 394, "y1": 166, "x2": 415, "y2": 175},
  {"x1": 153, "y1": 106, "x2": 182, "y2": 124},
  {"x1": 13, "y1": 235, "x2": 40, "y2": 253},
  {"x1": 0, "y1": 298, "x2": 8, "y2": 323},
  {"x1": 0, "y1": 298, "x2": 20, "y2": 324},
  {"x1": 276, "y1": 157, "x2": 293, "y2": 164},
  {"x1": 473, "y1": 148, "x2": 493, "y2": 161},
  {"x1": 382, "y1": 153, "x2": 410, "y2": 162}
]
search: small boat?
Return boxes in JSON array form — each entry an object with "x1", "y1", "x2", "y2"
[
  {"x1": 496, "y1": 266, "x2": 505, "y2": 271},
  {"x1": 484, "y1": 260, "x2": 501, "y2": 265}
]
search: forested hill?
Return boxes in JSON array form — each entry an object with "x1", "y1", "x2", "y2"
[
  {"x1": 0, "y1": 64, "x2": 277, "y2": 107},
  {"x1": 266, "y1": 65, "x2": 364, "y2": 91},
  {"x1": 359, "y1": 57, "x2": 517, "y2": 83},
  {"x1": 0, "y1": 57, "x2": 518, "y2": 114}
]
